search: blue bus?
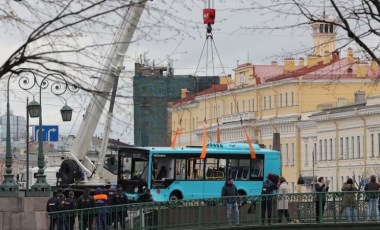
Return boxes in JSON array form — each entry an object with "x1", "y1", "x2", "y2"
[{"x1": 114, "y1": 142, "x2": 281, "y2": 201}]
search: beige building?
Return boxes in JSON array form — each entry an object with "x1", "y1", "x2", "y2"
[
  {"x1": 168, "y1": 18, "x2": 380, "y2": 192},
  {"x1": 298, "y1": 94, "x2": 380, "y2": 192}
]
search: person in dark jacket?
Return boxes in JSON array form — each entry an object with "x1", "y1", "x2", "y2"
[
  {"x1": 63, "y1": 191, "x2": 77, "y2": 230},
  {"x1": 57, "y1": 194, "x2": 67, "y2": 230},
  {"x1": 94, "y1": 188, "x2": 108, "y2": 230},
  {"x1": 77, "y1": 188, "x2": 95, "y2": 230},
  {"x1": 364, "y1": 175, "x2": 380, "y2": 221},
  {"x1": 46, "y1": 191, "x2": 60, "y2": 230},
  {"x1": 107, "y1": 187, "x2": 116, "y2": 227},
  {"x1": 221, "y1": 177, "x2": 240, "y2": 226},
  {"x1": 261, "y1": 173, "x2": 278, "y2": 225},
  {"x1": 341, "y1": 178, "x2": 358, "y2": 223},
  {"x1": 315, "y1": 177, "x2": 330, "y2": 222},
  {"x1": 112, "y1": 184, "x2": 128, "y2": 229}
]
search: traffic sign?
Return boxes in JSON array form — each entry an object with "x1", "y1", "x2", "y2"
[{"x1": 34, "y1": 125, "x2": 59, "y2": 142}]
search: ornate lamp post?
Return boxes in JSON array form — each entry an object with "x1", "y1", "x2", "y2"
[
  {"x1": 2, "y1": 71, "x2": 77, "y2": 196},
  {"x1": 28, "y1": 74, "x2": 77, "y2": 196},
  {"x1": 0, "y1": 74, "x2": 20, "y2": 196}
]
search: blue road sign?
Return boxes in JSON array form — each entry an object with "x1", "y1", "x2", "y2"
[{"x1": 34, "y1": 125, "x2": 59, "y2": 142}]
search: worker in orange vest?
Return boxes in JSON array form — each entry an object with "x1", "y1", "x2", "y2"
[{"x1": 93, "y1": 188, "x2": 108, "y2": 230}]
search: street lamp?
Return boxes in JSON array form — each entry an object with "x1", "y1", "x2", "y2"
[
  {"x1": 3, "y1": 71, "x2": 77, "y2": 197},
  {"x1": 0, "y1": 74, "x2": 20, "y2": 196},
  {"x1": 28, "y1": 73, "x2": 77, "y2": 196}
]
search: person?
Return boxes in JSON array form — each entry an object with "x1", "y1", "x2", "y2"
[
  {"x1": 341, "y1": 178, "x2": 358, "y2": 222},
  {"x1": 77, "y1": 188, "x2": 95, "y2": 230},
  {"x1": 261, "y1": 173, "x2": 278, "y2": 225},
  {"x1": 364, "y1": 175, "x2": 380, "y2": 221},
  {"x1": 221, "y1": 177, "x2": 240, "y2": 226},
  {"x1": 63, "y1": 191, "x2": 77, "y2": 230},
  {"x1": 277, "y1": 176, "x2": 292, "y2": 224},
  {"x1": 107, "y1": 186, "x2": 116, "y2": 227},
  {"x1": 315, "y1": 177, "x2": 330, "y2": 222},
  {"x1": 112, "y1": 184, "x2": 128, "y2": 229},
  {"x1": 93, "y1": 187, "x2": 109, "y2": 230},
  {"x1": 57, "y1": 194, "x2": 67, "y2": 230},
  {"x1": 46, "y1": 191, "x2": 60, "y2": 230}
]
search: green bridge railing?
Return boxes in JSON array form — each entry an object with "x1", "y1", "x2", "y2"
[{"x1": 47, "y1": 191, "x2": 380, "y2": 229}]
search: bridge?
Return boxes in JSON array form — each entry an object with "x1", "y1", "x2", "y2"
[{"x1": 2, "y1": 191, "x2": 380, "y2": 229}]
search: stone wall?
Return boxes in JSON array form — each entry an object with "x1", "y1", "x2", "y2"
[{"x1": 0, "y1": 197, "x2": 49, "y2": 230}]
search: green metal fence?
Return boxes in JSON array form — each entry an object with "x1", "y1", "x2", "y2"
[{"x1": 47, "y1": 191, "x2": 380, "y2": 229}]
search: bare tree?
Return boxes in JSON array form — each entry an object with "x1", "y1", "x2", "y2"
[
  {"x1": 0, "y1": 0, "x2": 201, "y2": 90},
  {"x1": 236, "y1": 0, "x2": 380, "y2": 65}
]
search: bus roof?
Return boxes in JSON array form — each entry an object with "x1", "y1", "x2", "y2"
[{"x1": 116, "y1": 142, "x2": 280, "y2": 155}]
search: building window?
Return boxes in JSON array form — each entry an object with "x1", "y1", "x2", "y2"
[
  {"x1": 286, "y1": 143, "x2": 289, "y2": 165},
  {"x1": 324, "y1": 139, "x2": 327, "y2": 160},
  {"x1": 305, "y1": 143, "x2": 308, "y2": 165},
  {"x1": 291, "y1": 143, "x2": 295, "y2": 165},
  {"x1": 314, "y1": 143, "x2": 317, "y2": 164},
  {"x1": 340, "y1": 137, "x2": 343, "y2": 159},
  {"x1": 346, "y1": 137, "x2": 349, "y2": 159},
  {"x1": 291, "y1": 92, "x2": 294, "y2": 106},
  {"x1": 378, "y1": 133, "x2": 380, "y2": 157},
  {"x1": 351, "y1": 136, "x2": 355, "y2": 158},
  {"x1": 252, "y1": 99, "x2": 255, "y2": 112},
  {"x1": 230, "y1": 102, "x2": 233, "y2": 114},
  {"x1": 269, "y1": 96, "x2": 272, "y2": 109},
  {"x1": 319, "y1": 140, "x2": 322, "y2": 161},
  {"x1": 357, "y1": 136, "x2": 361, "y2": 158},
  {"x1": 280, "y1": 94, "x2": 283, "y2": 107},
  {"x1": 285, "y1": 93, "x2": 288, "y2": 107},
  {"x1": 248, "y1": 99, "x2": 251, "y2": 111},
  {"x1": 329, "y1": 138, "x2": 333, "y2": 160},
  {"x1": 371, "y1": 134, "x2": 374, "y2": 157},
  {"x1": 192, "y1": 118, "x2": 195, "y2": 130},
  {"x1": 263, "y1": 96, "x2": 266, "y2": 110}
]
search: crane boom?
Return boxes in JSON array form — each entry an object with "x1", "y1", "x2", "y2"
[{"x1": 63, "y1": 0, "x2": 147, "y2": 182}]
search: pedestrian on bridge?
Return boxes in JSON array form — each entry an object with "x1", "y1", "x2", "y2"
[
  {"x1": 77, "y1": 188, "x2": 95, "y2": 230},
  {"x1": 315, "y1": 177, "x2": 330, "y2": 222},
  {"x1": 63, "y1": 191, "x2": 77, "y2": 230},
  {"x1": 94, "y1": 188, "x2": 109, "y2": 230},
  {"x1": 277, "y1": 176, "x2": 292, "y2": 224},
  {"x1": 364, "y1": 175, "x2": 380, "y2": 221},
  {"x1": 112, "y1": 184, "x2": 129, "y2": 229},
  {"x1": 221, "y1": 177, "x2": 240, "y2": 227},
  {"x1": 261, "y1": 173, "x2": 278, "y2": 225},
  {"x1": 46, "y1": 191, "x2": 60, "y2": 230},
  {"x1": 341, "y1": 178, "x2": 358, "y2": 223}
]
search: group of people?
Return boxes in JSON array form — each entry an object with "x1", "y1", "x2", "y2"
[
  {"x1": 46, "y1": 185, "x2": 128, "y2": 230},
  {"x1": 221, "y1": 173, "x2": 293, "y2": 226},
  {"x1": 222, "y1": 173, "x2": 380, "y2": 226},
  {"x1": 342, "y1": 174, "x2": 380, "y2": 222}
]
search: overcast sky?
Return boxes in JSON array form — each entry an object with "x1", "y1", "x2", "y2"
[{"x1": 0, "y1": 1, "x2": 321, "y2": 144}]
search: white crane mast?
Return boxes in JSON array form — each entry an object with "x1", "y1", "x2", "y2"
[{"x1": 67, "y1": 0, "x2": 147, "y2": 181}]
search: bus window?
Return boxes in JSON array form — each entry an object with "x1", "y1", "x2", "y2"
[
  {"x1": 250, "y1": 158, "x2": 264, "y2": 179},
  {"x1": 187, "y1": 158, "x2": 204, "y2": 180},
  {"x1": 152, "y1": 157, "x2": 174, "y2": 180},
  {"x1": 175, "y1": 158, "x2": 186, "y2": 180},
  {"x1": 205, "y1": 157, "x2": 225, "y2": 180}
]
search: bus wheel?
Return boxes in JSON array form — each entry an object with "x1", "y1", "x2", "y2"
[
  {"x1": 169, "y1": 191, "x2": 182, "y2": 201},
  {"x1": 238, "y1": 190, "x2": 247, "y2": 207}
]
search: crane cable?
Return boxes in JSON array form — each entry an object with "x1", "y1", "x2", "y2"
[{"x1": 200, "y1": 1, "x2": 255, "y2": 159}]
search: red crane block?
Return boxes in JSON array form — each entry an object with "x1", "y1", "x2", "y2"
[{"x1": 203, "y1": 8, "x2": 215, "y2": 24}]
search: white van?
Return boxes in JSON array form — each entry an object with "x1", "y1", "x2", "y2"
[{"x1": 19, "y1": 167, "x2": 60, "y2": 190}]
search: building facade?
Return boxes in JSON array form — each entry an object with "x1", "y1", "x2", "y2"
[
  {"x1": 168, "y1": 19, "x2": 380, "y2": 192},
  {"x1": 133, "y1": 61, "x2": 220, "y2": 147}
]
